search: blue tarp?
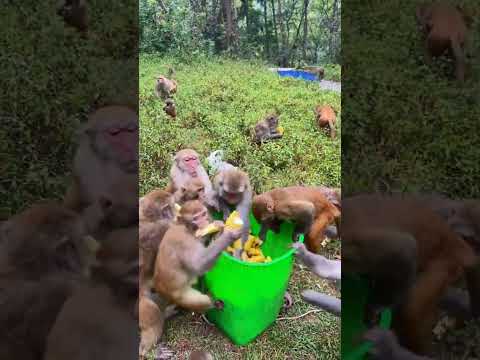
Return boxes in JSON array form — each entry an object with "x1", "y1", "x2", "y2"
[{"x1": 277, "y1": 69, "x2": 318, "y2": 81}]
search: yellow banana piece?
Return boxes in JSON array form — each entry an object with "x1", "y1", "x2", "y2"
[
  {"x1": 195, "y1": 223, "x2": 221, "y2": 237},
  {"x1": 225, "y1": 211, "x2": 244, "y2": 230},
  {"x1": 241, "y1": 251, "x2": 249, "y2": 261},
  {"x1": 265, "y1": 256, "x2": 272, "y2": 262},
  {"x1": 249, "y1": 255, "x2": 266, "y2": 263},
  {"x1": 233, "y1": 239, "x2": 242, "y2": 250},
  {"x1": 247, "y1": 248, "x2": 261, "y2": 256},
  {"x1": 277, "y1": 126, "x2": 285, "y2": 135},
  {"x1": 244, "y1": 236, "x2": 255, "y2": 252},
  {"x1": 226, "y1": 246, "x2": 235, "y2": 253}
]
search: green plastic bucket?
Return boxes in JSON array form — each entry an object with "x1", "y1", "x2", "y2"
[
  {"x1": 341, "y1": 275, "x2": 392, "y2": 360},
  {"x1": 202, "y1": 212, "x2": 304, "y2": 345}
]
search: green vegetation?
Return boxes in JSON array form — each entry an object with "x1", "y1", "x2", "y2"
[
  {"x1": 0, "y1": 1, "x2": 137, "y2": 216},
  {"x1": 343, "y1": 0, "x2": 480, "y2": 197},
  {"x1": 140, "y1": 55, "x2": 341, "y2": 195},
  {"x1": 343, "y1": 1, "x2": 480, "y2": 358},
  {"x1": 140, "y1": 55, "x2": 341, "y2": 359}
]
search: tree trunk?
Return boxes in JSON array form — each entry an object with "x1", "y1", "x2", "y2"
[
  {"x1": 270, "y1": 0, "x2": 279, "y2": 57},
  {"x1": 302, "y1": 0, "x2": 309, "y2": 60},
  {"x1": 276, "y1": 0, "x2": 288, "y2": 66},
  {"x1": 263, "y1": 0, "x2": 270, "y2": 57}
]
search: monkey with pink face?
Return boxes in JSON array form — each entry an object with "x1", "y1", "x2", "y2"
[{"x1": 166, "y1": 149, "x2": 218, "y2": 210}]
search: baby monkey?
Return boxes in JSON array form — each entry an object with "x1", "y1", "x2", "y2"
[
  {"x1": 314, "y1": 105, "x2": 337, "y2": 139},
  {"x1": 253, "y1": 113, "x2": 283, "y2": 144},
  {"x1": 163, "y1": 98, "x2": 176, "y2": 118}
]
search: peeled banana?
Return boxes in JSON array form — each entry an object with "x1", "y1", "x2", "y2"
[
  {"x1": 224, "y1": 232, "x2": 272, "y2": 263},
  {"x1": 196, "y1": 223, "x2": 222, "y2": 237}
]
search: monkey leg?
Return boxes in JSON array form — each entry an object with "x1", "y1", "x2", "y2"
[
  {"x1": 139, "y1": 297, "x2": 165, "y2": 358},
  {"x1": 328, "y1": 119, "x2": 336, "y2": 139},
  {"x1": 173, "y1": 288, "x2": 214, "y2": 313},
  {"x1": 465, "y1": 262, "x2": 480, "y2": 318},
  {"x1": 394, "y1": 260, "x2": 453, "y2": 355},
  {"x1": 451, "y1": 39, "x2": 466, "y2": 82},
  {"x1": 306, "y1": 212, "x2": 333, "y2": 254}
]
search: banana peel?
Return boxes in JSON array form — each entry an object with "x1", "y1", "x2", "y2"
[{"x1": 277, "y1": 126, "x2": 285, "y2": 135}]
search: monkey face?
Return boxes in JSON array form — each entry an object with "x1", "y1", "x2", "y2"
[
  {"x1": 179, "y1": 201, "x2": 210, "y2": 231},
  {"x1": 252, "y1": 197, "x2": 275, "y2": 222},
  {"x1": 178, "y1": 152, "x2": 200, "y2": 177}
]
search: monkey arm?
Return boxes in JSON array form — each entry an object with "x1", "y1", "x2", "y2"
[
  {"x1": 325, "y1": 225, "x2": 338, "y2": 238},
  {"x1": 301, "y1": 290, "x2": 341, "y2": 317},
  {"x1": 184, "y1": 232, "x2": 236, "y2": 275},
  {"x1": 364, "y1": 328, "x2": 433, "y2": 360},
  {"x1": 238, "y1": 197, "x2": 251, "y2": 244},
  {"x1": 328, "y1": 119, "x2": 336, "y2": 139},
  {"x1": 293, "y1": 242, "x2": 340, "y2": 280}
]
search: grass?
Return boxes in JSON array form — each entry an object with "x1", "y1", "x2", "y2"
[
  {"x1": 343, "y1": 1, "x2": 480, "y2": 358},
  {"x1": 342, "y1": 0, "x2": 480, "y2": 197},
  {"x1": 0, "y1": 1, "x2": 137, "y2": 216},
  {"x1": 139, "y1": 55, "x2": 341, "y2": 359}
]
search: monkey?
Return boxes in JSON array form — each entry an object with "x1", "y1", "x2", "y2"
[
  {"x1": 314, "y1": 105, "x2": 337, "y2": 139},
  {"x1": 45, "y1": 226, "x2": 139, "y2": 360},
  {"x1": 342, "y1": 194, "x2": 477, "y2": 355},
  {"x1": 363, "y1": 328, "x2": 433, "y2": 360},
  {"x1": 153, "y1": 200, "x2": 242, "y2": 312},
  {"x1": 166, "y1": 149, "x2": 218, "y2": 210},
  {"x1": 292, "y1": 242, "x2": 341, "y2": 316},
  {"x1": 0, "y1": 201, "x2": 107, "y2": 280},
  {"x1": 163, "y1": 98, "x2": 177, "y2": 118},
  {"x1": 139, "y1": 290, "x2": 177, "y2": 360},
  {"x1": 57, "y1": 0, "x2": 88, "y2": 33},
  {"x1": 63, "y1": 105, "x2": 139, "y2": 213},
  {"x1": 139, "y1": 190, "x2": 175, "y2": 292},
  {"x1": 189, "y1": 350, "x2": 214, "y2": 360},
  {"x1": 252, "y1": 113, "x2": 283, "y2": 144},
  {"x1": 416, "y1": 2, "x2": 468, "y2": 82},
  {"x1": 174, "y1": 178, "x2": 207, "y2": 205},
  {"x1": 213, "y1": 169, "x2": 252, "y2": 255},
  {"x1": 0, "y1": 275, "x2": 84, "y2": 360},
  {"x1": 252, "y1": 186, "x2": 341, "y2": 254},
  {"x1": 155, "y1": 69, "x2": 177, "y2": 100},
  {"x1": 428, "y1": 198, "x2": 480, "y2": 318}
]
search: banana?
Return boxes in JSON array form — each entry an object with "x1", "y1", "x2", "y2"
[
  {"x1": 225, "y1": 211, "x2": 244, "y2": 230},
  {"x1": 195, "y1": 223, "x2": 221, "y2": 237}
]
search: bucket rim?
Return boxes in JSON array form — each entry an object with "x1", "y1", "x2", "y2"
[{"x1": 218, "y1": 234, "x2": 305, "y2": 267}]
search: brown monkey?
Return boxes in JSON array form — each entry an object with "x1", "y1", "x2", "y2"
[
  {"x1": 431, "y1": 198, "x2": 480, "y2": 318},
  {"x1": 166, "y1": 149, "x2": 217, "y2": 209},
  {"x1": 213, "y1": 169, "x2": 252, "y2": 254},
  {"x1": 163, "y1": 98, "x2": 177, "y2": 118},
  {"x1": 253, "y1": 113, "x2": 283, "y2": 144},
  {"x1": 0, "y1": 201, "x2": 106, "y2": 280},
  {"x1": 252, "y1": 186, "x2": 340, "y2": 254},
  {"x1": 342, "y1": 194, "x2": 477, "y2": 355},
  {"x1": 57, "y1": 0, "x2": 88, "y2": 33},
  {"x1": 416, "y1": 2, "x2": 468, "y2": 82},
  {"x1": 0, "y1": 275, "x2": 83, "y2": 360},
  {"x1": 155, "y1": 69, "x2": 177, "y2": 100},
  {"x1": 139, "y1": 290, "x2": 176, "y2": 360},
  {"x1": 174, "y1": 178, "x2": 207, "y2": 205},
  {"x1": 139, "y1": 190, "x2": 175, "y2": 291},
  {"x1": 153, "y1": 200, "x2": 241, "y2": 312},
  {"x1": 314, "y1": 105, "x2": 337, "y2": 139},
  {"x1": 45, "y1": 227, "x2": 139, "y2": 360},
  {"x1": 63, "y1": 105, "x2": 138, "y2": 213}
]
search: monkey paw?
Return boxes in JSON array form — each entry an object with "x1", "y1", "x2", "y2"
[
  {"x1": 153, "y1": 344, "x2": 174, "y2": 360},
  {"x1": 282, "y1": 292, "x2": 294, "y2": 310}
]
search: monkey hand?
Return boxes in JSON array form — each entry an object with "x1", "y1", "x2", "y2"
[
  {"x1": 223, "y1": 228, "x2": 243, "y2": 243},
  {"x1": 212, "y1": 220, "x2": 225, "y2": 230},
  {"x1": 291, "y1": 242, "x2": 308, "y2": 255},
  {"x1": 363, "y1": 328, "x2": 402, "y2": 359}
]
